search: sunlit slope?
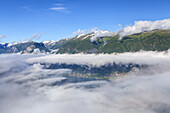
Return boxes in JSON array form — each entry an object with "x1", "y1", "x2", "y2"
[{"x1": 58, "y1": 29, "x2": 170, "y2": 54}]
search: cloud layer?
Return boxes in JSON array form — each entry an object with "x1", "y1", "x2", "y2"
[
  {"x1": 0, "y1": 52, "x2": 170, "y2": 113},
  {"x1": 27, "y1": 50, "x2": 170, "y2": 67}
]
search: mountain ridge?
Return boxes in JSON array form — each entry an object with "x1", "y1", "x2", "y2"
[{"x1": 0, "y1": 29, "x2": 170, "y2": 54}]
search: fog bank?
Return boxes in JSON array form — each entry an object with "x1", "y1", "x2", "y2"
[{"x1": 0, "y1": 53, "x2": 170, "y2": 113}]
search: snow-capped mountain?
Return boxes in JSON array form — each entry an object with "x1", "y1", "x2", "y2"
[
  {"x1": 43, "y1": 40, "x2": 57, "y2": 47},
  {"x1": 0, "y1": 41, "x2": 50, "y2": 54},
  {"x1": 0, "y1": 29, "x2": 170, "y2": 54}
]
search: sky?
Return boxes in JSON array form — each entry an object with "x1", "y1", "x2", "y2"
[{"x1": 0, "y1": 0, "x2": 170, "y2": 43}]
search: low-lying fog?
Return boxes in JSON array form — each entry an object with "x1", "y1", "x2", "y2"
[{"x1": 0, "y1": 51, "x2": 170, "y2": 113}]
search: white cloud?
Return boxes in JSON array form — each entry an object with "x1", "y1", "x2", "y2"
[
  {"x1": 49, "y1": 2, "x2": 69, "y2": 13},
  {"x1": 0, "y1": 35, "x2": 7, "y2": 39},
  {"x1": 65, "y1": 29, "x2": 86, "y2": 39},
  {"x1": 49, "y1": 7, "x2": 69, "y2": 13},
  {"x1": 1, "y1": 53, "x2": 170, "y2": 113},
  {"x1": 118, "y1": 18, "x2": 170, "y2": 39},
  {"x1": 49, "y1": 7, "x2": 66, "y2": 11},
  {"x1": 32, "y1": 33, "x2": 41, "y2": 39},
  {"x1": 27, "y1": 50, "x2": 170, "y2": 68},
  {"x1": 73, "y1": 29, "x2": 86, "y2": 35},
  {"x1": 118, "y1": 24, "x2": 122, "y2": 28},
  {"x1": 23, "y1": 33, "x2": 41, "y2": 42},
  {"x1": 88, "y1": 19, "x2": 170, "y2": 41},
  {"x1": 89, "y1": 27, "x2": 99, "y2": 32},
  {"x1": 90, "y1": 30, "x2": 115, "y2": 42}
]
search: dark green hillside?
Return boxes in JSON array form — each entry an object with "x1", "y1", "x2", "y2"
[
  {"x1": 57, "y1": 29, "x2": 170, "y2": 54},
  {"x1": 58, "y1": 34, "x2": 99, "y2": 54}
]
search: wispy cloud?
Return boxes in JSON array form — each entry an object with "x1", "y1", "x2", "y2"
[
  {"x1": 49, "y1": 7, "x2": 69, "y2": 13},
  {"x1": 64, "y1": 29, "x2": 87, "y2": 39},
  {"x1": 49, "y1": 3, "x2": 69, "y2": 13},
  {"x1": 0, "y1": 35, "x2": 7, "y2": 39},
  {"x1": 32, "y1": 33, "x2": 41, "y2": 40},
  {"x1": 23, "y1": 33, "x2": 42, "y2": 42},
  {"x1": 73, "y1": 29, "x2": 86, "y2": 35},
  {"x1": 49, "y1": 7, "x2": 66, "y2": 11}
]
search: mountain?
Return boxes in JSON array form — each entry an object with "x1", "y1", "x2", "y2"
[
  {"x1": 0, "y1": 41, "x2": 50, "y2": 54},
  {"x1": 57, "y1": 29, "x2": 170, "y2": 54},
  {"x1": 43, "y1": 39, "x2": 69, "y2": 49},
  {"x1": 0, "y1": 29, "x2": 170, "y2": 54}
]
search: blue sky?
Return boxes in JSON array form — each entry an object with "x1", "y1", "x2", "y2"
[{"x1": 0, "y1": 0, "x2": 170, "y2": 42}]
